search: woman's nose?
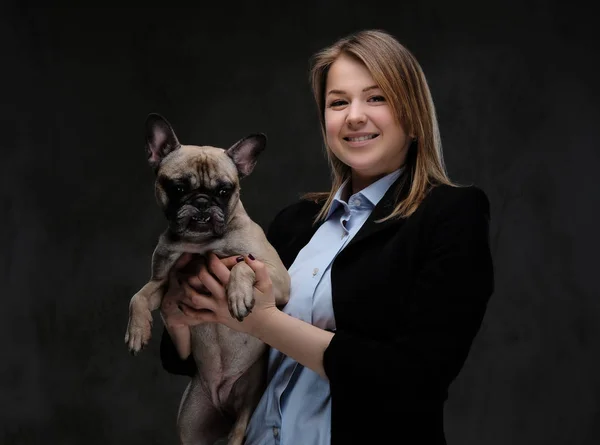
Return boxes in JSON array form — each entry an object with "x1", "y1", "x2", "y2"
[{"x1": 345, "y1": 103, "x2": 367, "y2": 127}]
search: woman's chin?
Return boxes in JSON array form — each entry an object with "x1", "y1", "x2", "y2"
[{"x1": 344, "y1": 158, "x2": 383, "y2": 176}]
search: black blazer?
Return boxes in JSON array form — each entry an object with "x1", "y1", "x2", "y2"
[{"x1": 160, "y1": 173, "x2": 494, "y2": 445}]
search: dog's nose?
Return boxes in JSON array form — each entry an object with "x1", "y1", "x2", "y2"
[{"x1": 194, "y1": 195, "x2": 211, "y2": 209}]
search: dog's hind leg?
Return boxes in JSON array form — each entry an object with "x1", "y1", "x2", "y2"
[
  {"x1": 226, "y1": 355, "x2": 267, "y2": 445},
  {"x1": 177, "y1": 377, "x2": 231, "y2": 445}
]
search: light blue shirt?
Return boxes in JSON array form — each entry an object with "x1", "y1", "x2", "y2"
[{"x1": 244, "y1": 168, "x2": 403, "y2": 445}]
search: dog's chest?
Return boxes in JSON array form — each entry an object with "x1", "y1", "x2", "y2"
[{"x1": 170, "y1": 236, "x2": 250, "y2": 259}]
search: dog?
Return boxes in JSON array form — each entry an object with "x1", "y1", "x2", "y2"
[{"x1": 124, "y1": 113, "x2": 290, "y2": 445}]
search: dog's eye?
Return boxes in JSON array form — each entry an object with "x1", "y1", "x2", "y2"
[
  {"x1": 171, "y1": 183, "x2": 186, "y2": 195},
  {"x1": 218, "y1": 188, "x2": 230, "y2": 197}
]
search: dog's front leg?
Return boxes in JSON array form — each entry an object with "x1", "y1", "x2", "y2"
[
  {"x1": 125, "y1": 243, "x2": 181, "y2": 354},
  {"x1": 226, "y1": 261, "x2": 290, "y2": 321},
  {"x1": 226, "y1": 261, "x2": 256, "y2": 321}
]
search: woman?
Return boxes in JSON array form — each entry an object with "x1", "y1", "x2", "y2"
[{"x1": 159, "y1": 29, "x2": 494, "y2": 444}]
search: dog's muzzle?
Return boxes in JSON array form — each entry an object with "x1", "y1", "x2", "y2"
[{"x1": 172, "y1": 204, "x2": 226, "y2": 236}]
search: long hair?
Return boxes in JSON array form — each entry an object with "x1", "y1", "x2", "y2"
[{"x1": 301, "y1": 29, "x2": 457, "y2": 223}]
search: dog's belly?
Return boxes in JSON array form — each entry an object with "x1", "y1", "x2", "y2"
[{"x1": 190, "y1": 323, "x2": 265, "y2": 407}]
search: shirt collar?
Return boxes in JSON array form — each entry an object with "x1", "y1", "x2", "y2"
[{"x1": 325, "y1": 167, "x2": 404, "y2": 220}]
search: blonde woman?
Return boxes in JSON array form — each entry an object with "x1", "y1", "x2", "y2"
[{"x1": 160, "y1": 29, "x2": 494, "y2": 445}]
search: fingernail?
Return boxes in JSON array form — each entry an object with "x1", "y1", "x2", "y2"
[
  {"x1": 248, "y1": 253, "x2": 255, "y2": 260},
  {"x1": 236, "y1": 256, "x2": 244, "y2": 263}
]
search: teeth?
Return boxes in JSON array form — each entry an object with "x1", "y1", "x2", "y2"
[{"x1": 347, "y1": 134, "x2": 377, "y2": 142}]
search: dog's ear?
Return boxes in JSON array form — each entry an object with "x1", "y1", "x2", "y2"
[
  {"x1": 145, "y1": 113, "x2": 181, "y2": 171},
  {"x1": 225, "y1": 133, "x2": 267, "y2": 179}
]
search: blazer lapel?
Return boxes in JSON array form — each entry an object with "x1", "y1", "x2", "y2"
[
  {"x1": 277, "y1": 170, "x2": 411, "y2": 266},
  {"x1": 345, "y1": 170, "x2": 411, "y2": 249}
]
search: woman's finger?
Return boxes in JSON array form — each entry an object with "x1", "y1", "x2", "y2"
[
  {"x1": 181, "y1": 281, "x2": 218, "y2": 312},
  {"x1": 219, "y1": 254, "x2": 245, "y2": 270},
  {"x1": 179, "y1": 303, "x2": 217, "y2": 323},
  {"x1": 243, "y1": 254, "x2": 272, "y2": 293},
  {"x1": 185, "y1": 273, "x2": 207, "y2": 291},
  {"x1": 207, "y1": 252, "x2": 235, "y2": 285},
  {"x1": 173, "y1": 252, "x2": 194, "y2": 271},
  {"x1": 160, "y1": 305, "x2": 196, "y2": 328},
  {"x1": 197, "y1": 262, "x2": 227, "y2": 299}
]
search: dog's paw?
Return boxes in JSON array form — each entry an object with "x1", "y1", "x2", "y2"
[
  {"x1": 124, "y1": 312, "x2": 152, "y2": 355},
  {"x1": 226, "y1": 282, "x2": 255, "y2": 322}
]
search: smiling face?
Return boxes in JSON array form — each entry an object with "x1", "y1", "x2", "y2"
[{"x1": 324, "y1": 53, "x2": 412, "y2": 192}]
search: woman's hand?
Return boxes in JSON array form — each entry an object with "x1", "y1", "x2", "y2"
[
  {"x1": 159, "y1": 253, "x2": 205, "y2": 330},
  {"x1": 172, "y1": 252, "x2": 334, "y2": 379},
  {"x1": 177, "y1": 252, "x2": 278, "y2": 335},
  {"x1": 159, "y1": 253, "x2": 233, "y2": 327}
]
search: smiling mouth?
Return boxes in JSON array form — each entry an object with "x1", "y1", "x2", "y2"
[{"x1": 344, "y1": 134, "x2": 379, "y2": 142}]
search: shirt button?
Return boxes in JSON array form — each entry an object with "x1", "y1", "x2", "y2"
[
  {"x1": 273, "y1": 427, "x2": 280, "y2": 438},
  {"x1": 312, "y1": 267, "x2": 319, "y2": 276}
]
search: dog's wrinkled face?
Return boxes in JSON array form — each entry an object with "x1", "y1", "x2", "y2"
[
  {"x1": 156, "y1": 146, "x2": 240, "y2": 238},
  {"x1": 144, "y1": 113, "x2": 266, "y2": 240}
]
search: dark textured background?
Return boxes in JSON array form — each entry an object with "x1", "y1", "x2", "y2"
[{"x1": 1, "y1": 2, "x2": 599, "y2": 444}]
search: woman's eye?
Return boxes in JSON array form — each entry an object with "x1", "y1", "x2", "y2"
[
  {"x1": 328, "y1": 100, "x2": 346, "y2": 107},
  {"x1": 369, "y1": 95, "x2": 385, "y2": 102}
]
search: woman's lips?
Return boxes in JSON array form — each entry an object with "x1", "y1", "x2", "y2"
[{"x1": 343, "y1": 133, "x2": 380, "y2": 147}]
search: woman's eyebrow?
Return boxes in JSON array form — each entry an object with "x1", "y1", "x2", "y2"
[{"x1": 326, "y1": 85, "x2": 380, "y2": 96}]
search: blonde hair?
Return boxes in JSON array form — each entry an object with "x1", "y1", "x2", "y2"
[{"x1": 301, "y1": 29, "x2": 457, "y2": 223}]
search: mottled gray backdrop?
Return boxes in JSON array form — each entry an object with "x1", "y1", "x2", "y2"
[{"x1": 1, "y1": 2, "x2": 598, "y2": 444}]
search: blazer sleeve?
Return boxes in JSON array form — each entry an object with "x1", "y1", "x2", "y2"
[
  {"x1": 158, "y1": 206, "x2": 290, "y2": 376},
  {"x1": 322, "y1": 186, "x2": 494, "y2": 400}
]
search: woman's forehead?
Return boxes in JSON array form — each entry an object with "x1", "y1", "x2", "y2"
[{"x1": 325, "y1": 55, "x2": 378, "y2": 91}]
